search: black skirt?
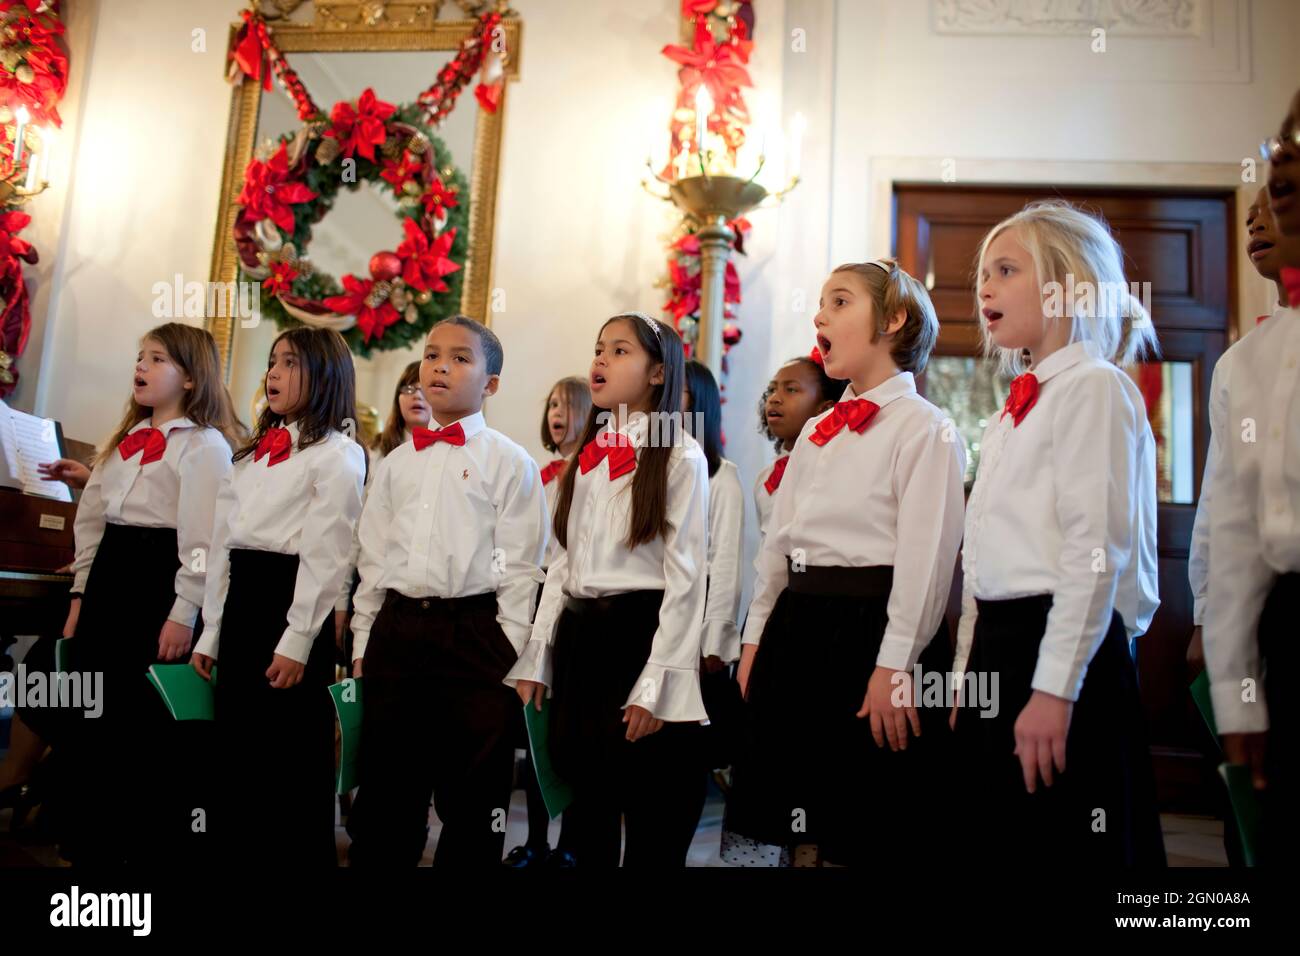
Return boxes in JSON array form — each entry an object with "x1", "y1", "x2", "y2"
[
  {"x1": 955, "y1": 594, "x2": 1165, "y2": 866},
  {"x1": 1259, "y1": 572, "x2": 1298, "y2": 865},
  {"x1": 549, "y1": 589, "x2": 707, "y2": 867},
  {"x1": 727, "y1": 564, "x2": 953, "y2": 865},
  {"x1": 213, "y1": 548, "x2": 337, "y2": 866},
  {"x1": 58, "y1": 522, "x2": 200, "y2": 864}
]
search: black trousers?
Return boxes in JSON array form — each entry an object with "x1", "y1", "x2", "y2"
[
  {"x1": 61, "y1": 522, "x2": 207, "y2": 865},
  {"x1": 213, "y1": 548, "x2": 337, "y2": 867},
  {"x1": 955, "y1": 595, "x2": 1166, "y2": 866},
  {"x1": 347, "y1": 589, "x2": 519, "y2": 867},
  {"x1": 548, "y1": 589, "x2": 707, "y2": 868},
  {"x1": 1259, "y1": 572, "x2": 1298, "y2": 866},
  {"x1": 730, "y1": 563, "x2": 953, "y2": 865}
]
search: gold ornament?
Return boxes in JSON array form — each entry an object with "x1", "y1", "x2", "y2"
[
  {"x1": 0, "y1": 105, "x2": 10, "y2": 124},
  {"x1": 406, "y1": 134, "x2": 429, "y2": 155},
  {"x1": 379, "y1": 135, "x2": 405, "y2": 160},
  {"x1": 404, "y1": 304, "x2": 418, "y2": 323},
  {"x1": 415, "y1": 289, "x2": 432, "y2": 305},
  {"x1": 365, "y1": 280, "x2": 392, "y2": 308},
  {"x1": 14, "y1": 63, "x2": 34, "y2": 84}
]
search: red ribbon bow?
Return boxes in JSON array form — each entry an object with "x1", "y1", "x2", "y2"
[
  {"x1": 254, "y1": 427, "x2": 292, "y2": 466},
  {"x1": 1282, "y1": 266, "x2": 1300, "y2": 309},
  {"x1": 1001, "y1": 373, "x2": 1040, "y2": 427},
  {"x1": 412, "y1": 422, "x2": 467, "y2": 451},
  {"x1": 808, "y1": 399, "x2": 881, "y2": 447},
  {"x1": 764, "y1": 454, "x2": 790, "y2": 495},
  {"x1": 118, "y1": 427, "x2": 167, "y2": 465},
  {"x1": 578, "y1": 432, "x2": 637, "y2": 480},
  {"x1": 541, "y1": 459, "x2": 566, "y2": 486}
]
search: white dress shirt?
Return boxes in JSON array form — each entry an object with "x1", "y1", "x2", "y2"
[
  {"x1": 954, "y1": 341, "x2": 1160, "y2": 702},
  {"x1": 541, "y1": 458, "x2": 568, "y2": 568},
  {"x1": 1189, "y1": 306, "x2": 1285, "y2": 628},
  {"x1": 336, "y1": 441, "x2": 384, "y2": 612},
  {"x1": 195, "y1": 421, "x2": 366, "y2": 664},
  {"x1": 753, "y1": 454, "x2": 788, "y2": 545},
  {"x1": 505, "y1": 414, "x2": 711, "y2": 723},
  {"x1": 1203, "y1": 304, "x2": 1300, "y2": 733},
  {"x1": 742, "y1": 373, "x2": 967, "y2": 674},
  {"x1": 704, "y1": 459, "x2": 744, "y2": 662},
  {"x1": 350, "y1": 411, "x2": 548, "y2": 663},
  {"x1": 72, "y1": 417, "x2": 232, "y2": 628}
]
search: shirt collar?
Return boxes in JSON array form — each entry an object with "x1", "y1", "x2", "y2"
[
  {"x1": 134, "y1": 416, "x2": 195, "y2": 437},
  {"x1": 430, "y1": 410, "x2": 486, "y2": 441},
  {"x1": 1029, "y1": 340, "x2": 1099, "y2": 385},
  {"x1": 842, "y1": 371, "x2": 916, "y2": 408}
]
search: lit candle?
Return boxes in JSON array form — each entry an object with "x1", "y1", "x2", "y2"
[
  {"x1": 13, "y1": 105, "x2": 29, "y2": 164},
  {"x1": 23, "y1": 128, "x2": 39, "y2": 190},
  {"x1": 694, "y1": 86, "x2": 712, "y2": 166}
]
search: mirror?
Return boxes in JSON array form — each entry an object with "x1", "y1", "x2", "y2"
[{"x1": 208, "y1": 2, "x2": 520, "y2": 437}]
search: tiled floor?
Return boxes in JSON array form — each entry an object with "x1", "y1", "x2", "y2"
[{"x1": 0, "y1": 779, "x2": 1228, "y2": 867}]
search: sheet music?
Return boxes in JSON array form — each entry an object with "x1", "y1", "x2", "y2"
[{"x1": 0, "y1": 399, "x2": 73, "y2": 502}]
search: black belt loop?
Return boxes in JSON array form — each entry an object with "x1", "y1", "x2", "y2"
[{"x1": 783, "y1": 559, "x2": 893, "y2": 599}]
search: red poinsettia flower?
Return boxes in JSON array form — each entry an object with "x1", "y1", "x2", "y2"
[
  {"x1": 0, "y1": 1, "x2": 46, "y2": 13},
  {"x1": 420, "y1": 178, "x2": 459, "y2": 217},
  {"x1": 724, "y1": 260, "x2": 741, "y2": 304},
  {"x1": 662, "y1": 15, "x2": 752, "y2": 114},
  {"x1": 380, "y1": 150, "x2": 424, "y2": 192},
  {"x1": 327, "y1": 88, "x2": 396, "y2": 162},
  {"x1": 673, "y1": 233, "x2": 701, "y2": 256},
  {"x1": 396, "y1": 218, "x2": 460, "y2": 293},
  {"x1": 682, "y1": 0, "x2": 718, "y2": 14},
  {"x1": 665, "y1": 259, "x2": 701, "y2": 319},
  {"x1": 0, "y1": 43, "x2": 68, "y2": 127},
  {"x1": 236, "y1": 143, "x2": 317, "y2": 233},
  {"x1": 0, "y1": 210, "x2": 36, "y2": 262},
  {"x1": 323, "y1": 274, "x2": 401, "y2": 343},
  {"x1": 262, "y1": 261, "x2": 299, "y2": 296}
]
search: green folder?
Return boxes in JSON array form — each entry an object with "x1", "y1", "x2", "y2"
[
  {"x1": 54, "y1": 638, "x2": 71, "y2": 675},
  {"x1": 329, "y1": 678, "x2": 363, "y2": 794},
  {"x1": 145, "y1": 664, "x2": 216, "y2": 721},
  {"x1": 1217, "y1": 763, "x2": 1261, "y2": 867},
  {"x1": 523, "y1": 697, "x2": 574, "y2": 819},
  {"x1": 1190, "y1": 670, "x2": 1219, "y2": 740},
  {"x1": 1190, "y1": 670, "x2": 1262, "y2": 866}
]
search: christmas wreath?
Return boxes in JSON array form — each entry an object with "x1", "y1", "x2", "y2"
[{"x1": 234, "y1": 91, "x2": 469, "y2": 355}]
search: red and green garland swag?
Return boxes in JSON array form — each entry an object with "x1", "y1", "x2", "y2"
[
  {"x1": 233, "y1": 94, "x2": 470, "y2": 356},
  {"x1": 226, "y1": 7, "x2": 509, "y2": 357},
  {"x1": 0, "y1": 0, "x2": 67, "y2": 397},
  {"x1": 659, "y1": 0, "x2": 753, "y2": 367}
]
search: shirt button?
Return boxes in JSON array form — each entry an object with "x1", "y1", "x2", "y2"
[
  {"x1": 420, "y1": 599, "x2": 430, "y2": 609},
  {"x1": 423, "y1": 502, "x2": 430, "y2": 510}
]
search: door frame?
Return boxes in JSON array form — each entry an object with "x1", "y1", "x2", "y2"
[{"x1": 866, "y1": 157, "x2": 1266, "y2": 342}]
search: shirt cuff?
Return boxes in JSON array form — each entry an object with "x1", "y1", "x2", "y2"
[
  {"x1": 1192, "y1": 596, "x2": 1205, "y2": 628},
  {"x1": 503, "y1": 639, "x2": 552, "y2": 689},
  {"x1": 275, "y1": 629, "x2": 316, "y2": 665},
  {"x1": 876, "y1": 630, "x2": 922, "y2": 672},
  {"x1": 624, "y1": 662, "x2": 708, "y2": 722},
  {"x1": 72, "y1": 569, "x2": 89, "y2": 594},
  {"x1": 1210, "y1": 678, "x2": 1269, "y2": 734},
  {"x1": 335, "y1": 589, "x2": 351, "y2": 613},
  {"x1": 167, "y1": 595, "x2": 201, "y2": 629},
  {"x1": 1030, "y1": 659, "x2": 1084, "y2": 703},
  {"x1": 701, "y1": 619, "x2": 741, "y2": 663},
  {"x1": 351, "y1": 629, "x2": 369, "y2": 664},
  {"x1": 194, "y1": 629, "x2": 220, "y2": 659}
]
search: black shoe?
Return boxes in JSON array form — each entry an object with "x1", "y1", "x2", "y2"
[
  {"x1": 502, "y1": 844, "x2": 549, "y2": 867},
  {"x1": 546, "y1": 848, "x2": 577, "y2": 868}
]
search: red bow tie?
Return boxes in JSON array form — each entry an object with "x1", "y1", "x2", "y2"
[
  {"x1": 118, "y1": 427, "x2": 167, "y2": 465},
  {"x1": 254, "y1": 427, "x2": 292, "y2": 466},
  {"x1": 1001, "y1": 373, "x2": 1040, "y2": 427},
  {"x1": 578, "y1": 432, "x2": 636, "y2": 480},
  {"x1": 1282, "y1": 266, "x2": 1300, "y2": 308},
  {"x1": 413, "y1": 422, "x2": 466, "y2": 451},
  {"x1": 809, "y1": 399, "x2": 881, "y2": 446},
  {"x1": 764, "y1": 455, "x2": 790, "y2": 495},
  {"x1": 541, "y1": 458, "x2": 566, "y2": 485}
]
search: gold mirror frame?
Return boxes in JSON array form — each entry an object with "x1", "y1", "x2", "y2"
[{"x1": 206, "y1": 2, "x2": 522, "y2": 380}]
